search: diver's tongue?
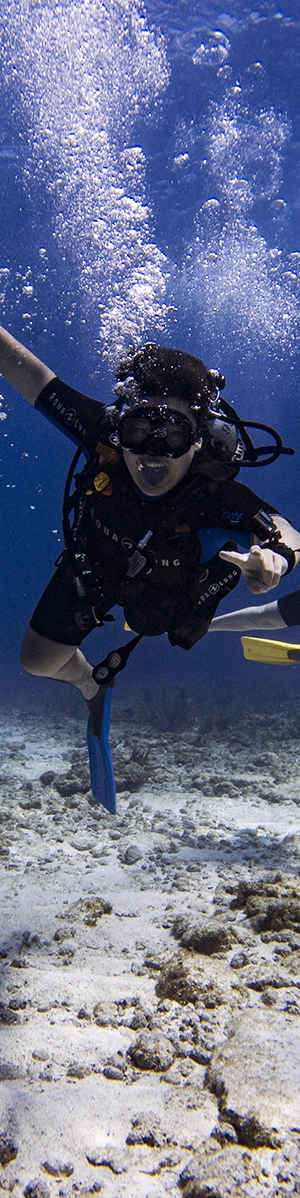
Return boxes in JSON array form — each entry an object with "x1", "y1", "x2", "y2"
[{"x1": 140, "y1": 464, "x2": 168, "y2": 488}]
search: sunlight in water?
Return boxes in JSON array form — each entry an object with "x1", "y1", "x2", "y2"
[
  {"x1": 1, "y1": 4, "x2": 300, "y2": 363},
  {"x1": 0, "y1": 0, "x2": 169, "y2": 363}
]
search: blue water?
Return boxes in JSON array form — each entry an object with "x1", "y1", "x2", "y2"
[{"x1": 0, "y1": 0, "x2": 300, "y2": 712}]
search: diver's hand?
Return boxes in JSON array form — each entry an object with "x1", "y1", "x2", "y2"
[{"x1": 219, "y1": 545, "x2": 288, "y2": 594}]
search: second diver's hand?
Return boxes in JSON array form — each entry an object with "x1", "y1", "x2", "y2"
[
  {"x1": 0, "y1": 325, "x2": 55, "y2": 403},
  {"x1": 219, "y1": 544, "x2": 288, "y2": 594}
]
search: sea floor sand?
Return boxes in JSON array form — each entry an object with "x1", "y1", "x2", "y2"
[{"x1": 0, "y1": 701, "x2": 300, "y2": 1197}]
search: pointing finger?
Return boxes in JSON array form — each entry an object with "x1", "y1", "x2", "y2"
[{"x1": 219, "y1": 549, "x2": 248, "y2": 568}]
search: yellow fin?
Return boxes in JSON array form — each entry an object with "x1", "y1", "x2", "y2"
[{"x1": 241, "y1": 636, "x2": 300, "y2": 665}]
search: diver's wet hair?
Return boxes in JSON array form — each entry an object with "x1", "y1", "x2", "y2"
[{"x1": 115, "y1": 344, "x2": 225, "y2": 425}]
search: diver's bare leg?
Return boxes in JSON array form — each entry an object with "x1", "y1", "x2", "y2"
[
  {"x1": 21, "y1": 627, "x2": 99, "y2": 699},
  {"x1": 209, "y1": 600, "x2": 287, "y2": 632}
]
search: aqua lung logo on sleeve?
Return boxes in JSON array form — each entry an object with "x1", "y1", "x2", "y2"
[
  {"x1": 65, "y1": 408, "x2": 76, "y2": 426},
  {"x1": 47, "y1": 392, "x2": 86, "y2": 438},
  {"x1": 65, "y1": 406, "x2": 86, "y2": 437}
]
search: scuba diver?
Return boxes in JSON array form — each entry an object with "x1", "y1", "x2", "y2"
[{"x1": 0, "y1": 323, "x2": 300, "y2": 812}]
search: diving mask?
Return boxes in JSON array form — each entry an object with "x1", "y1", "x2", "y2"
[{"x1": 117, "y1": 403, "x2": 198, "y2": 459}]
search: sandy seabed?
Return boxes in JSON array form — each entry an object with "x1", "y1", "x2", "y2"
[{"x1": 0, "y1": 700, "x2": 300, "y2": 1198}]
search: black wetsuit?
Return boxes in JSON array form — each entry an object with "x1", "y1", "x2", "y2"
[
  {"x1": 31, "y1": 377, "x2": 281, "y2": 650},
  {"x1": 278, "y1": 591, "x2": 300, "y2": 626}
]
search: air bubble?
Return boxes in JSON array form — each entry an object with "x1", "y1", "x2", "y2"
[
  {"x1": 179, "y1": 95, "x2": 299, "y2": 356},
  {"x1": 193, "y1": 31, "x2": 230, "y2": 68},
  {"x1": 1, "y1": 1, "x2": 169, "y2": 363}
]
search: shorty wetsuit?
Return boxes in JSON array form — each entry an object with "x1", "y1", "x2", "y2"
[{"x1": 30, "y1": 377, "x2": 282, "y2": 649}]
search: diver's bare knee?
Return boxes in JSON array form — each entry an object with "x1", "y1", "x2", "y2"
[
  {"x1": 21, "y1": 627, "x2": 47, "y2": 675},
  {"x1": 21, "y1": 627, "x2": 76, "y2": 677}
]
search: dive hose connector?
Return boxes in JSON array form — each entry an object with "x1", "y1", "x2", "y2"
[
  {"x1": 92, "y1": 633, "x2": 143, "y2": 686},
  {"x1": 126, "y1": 530, "x2": 157, "y2": 579}
]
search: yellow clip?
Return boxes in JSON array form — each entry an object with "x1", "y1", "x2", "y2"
[{"x1": 93, "y1": 471, "x2": 110, "y2": 493}]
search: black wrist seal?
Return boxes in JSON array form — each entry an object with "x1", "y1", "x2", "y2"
[
  {"x1": 269, "y1": 544, "x2": 296, "y2": 574},
  {"x1": 250, "y1": 509, "x2": 299, "y2": 574}
]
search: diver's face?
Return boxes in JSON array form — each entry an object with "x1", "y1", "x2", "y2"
[{"x1": 122, "y1": 397, "x2": 201, "y2": 496}]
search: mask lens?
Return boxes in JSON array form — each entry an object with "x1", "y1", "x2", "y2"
[
  {"x1": 165, "y1": 419, "x2": 189, "y2": 451},
  {"x1": 119, "y1": 406, "x2": 194, "y2": 457},
  {"x1": 121, "y1": 414, "x2": 151, "y2": 447}
]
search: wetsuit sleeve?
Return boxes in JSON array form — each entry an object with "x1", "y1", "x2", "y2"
[
  {"x1": 208, "y1": 478, "x2": 280, "y2": 527},
  {"x1": 34, "y1": 376, "x2": 111, "y2": 449},
  {"x1": 278, "y1": 590, "x2": 300, "y2": 626},
  {"x1": 194, "y1": 477, "x2": 300, "y2": 576}
]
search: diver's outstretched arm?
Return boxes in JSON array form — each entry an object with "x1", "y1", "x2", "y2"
[{"x1": 0, "y1": 325, "x2": 55, "y2": 403}]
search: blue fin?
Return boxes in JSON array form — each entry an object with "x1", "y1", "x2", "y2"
[{"x1": 87, "y1": 688, "x2": 116, "y2": 814}]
